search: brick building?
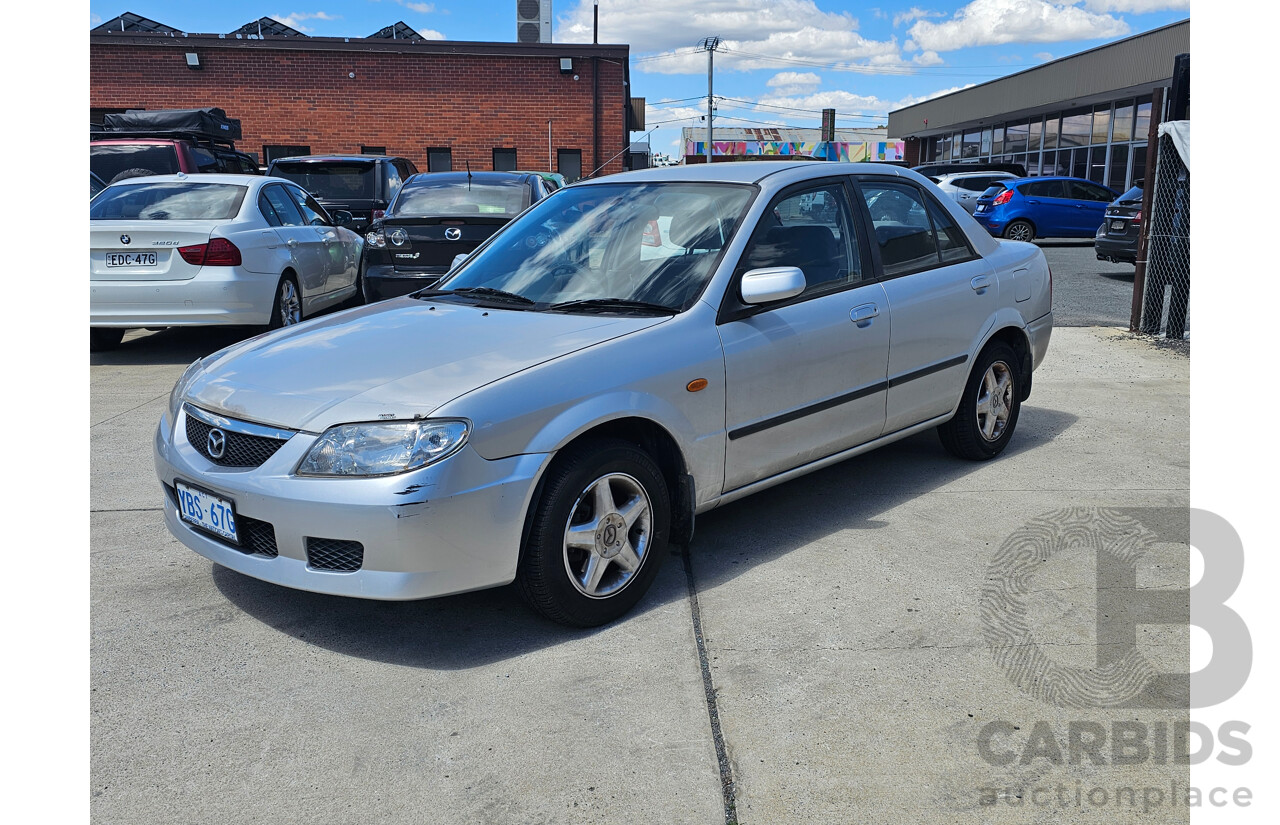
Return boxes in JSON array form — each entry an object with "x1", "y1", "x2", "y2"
[{"x1": 89, "y1": 22, "x2": 637, "y2": 181}]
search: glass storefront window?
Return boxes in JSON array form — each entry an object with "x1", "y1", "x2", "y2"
[
  {"x1": 941, "y1": 135, "x2": 952, "y2": 160},
  {"x1": 981, "y1": 127, "x2": 992, "y2": 155},
  {"x1": 1132, "y1": 144, "x2": 1148, "y2": 188},
  {"x1": 1135, "y1": 97, "x2": 1153, "y2": 141},
  {"x1": 951, "y1": 132, "x2": 962, "y2": 159},
  {"x1": 1092, "y1": 104, "x2": 1112, "y2": 145},
  {"x1": 1041, "y1": 150, "x2": 1058, "y2": 177},
  {"x1": 1108, "y1": 144, "x2": 1129, "y2": 191},
  {"x1": 1043, "y1": 115, "x2": 1059, "y2": 150},
  {"x1": 1060, "y1": 108, "x2": 1091, "y2": 148},
  {"x1": 1006, "y1": 120, "x2": 1028, "y2": 154},
  {"x1": 1112, "y1": 101, "x2": 1134, "y2": 143},
  {"x1": 1071, "y1": 148, "x2": 1088, "y2": 179},
  {"x1": 1089, "y1": 146, "x2": 1107, "y2": 184},
  {"x1": 962, "y1": 130, "x2": 981, "y2": 158},
  {"x1": 992, "y1": 126, "x2": 1004, "y2": 155},
  {"x1": 1028, "y1": 118, "x2": 1043, "y2": 153}
]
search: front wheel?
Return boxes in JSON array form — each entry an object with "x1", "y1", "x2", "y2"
[
  {"x1": 268, "y1": 275, "x2": 302, "y2": 329},
  {"x1": 937, "y1": 342, "x2": 1021, "y2": 461},
  {"x1": 518, "y1": 438, "x2": 670, "y2": 627}
]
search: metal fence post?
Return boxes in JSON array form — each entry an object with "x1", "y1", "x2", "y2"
[{"x1": 1130, "y1": 86, "x2": 1164, "y2": 332}]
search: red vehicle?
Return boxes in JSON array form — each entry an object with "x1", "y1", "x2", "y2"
[{"x1": 90, "y1": 108, "x2": 260, "y2": 184}]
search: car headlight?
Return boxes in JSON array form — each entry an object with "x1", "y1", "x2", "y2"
[
  {"x1": 296, "y1": 420, "x2": 470, "y2": 477},
  {"x1": 168, "y1": 358, "x2": 206, "y2": 421}
]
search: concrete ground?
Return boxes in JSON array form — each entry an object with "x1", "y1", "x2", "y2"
[{"x1": 91, "y1": 245, "x2": 1189, "y2": 824}]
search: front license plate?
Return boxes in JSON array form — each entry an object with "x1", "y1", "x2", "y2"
[
  {"x1": 175, "y1": 481, "x2": 239, "y2": 543},
  {"x1": 106, "y1": 252, "x2": 159, "y2": 267},
  {"x1": 1110, "y1": 219, "x2": 1127, "y2": 231}
]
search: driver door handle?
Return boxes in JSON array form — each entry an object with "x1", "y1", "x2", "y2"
[
  {"x1": 850, "y1": 303, "x2": 879, "y2": 328},
  {"x1": 971, "y1": 275, "x2": 993, "y2": 292}
]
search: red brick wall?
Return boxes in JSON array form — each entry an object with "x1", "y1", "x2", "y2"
[{"x1": 90, "y1": 39, "x2": 628, "y2": 178}]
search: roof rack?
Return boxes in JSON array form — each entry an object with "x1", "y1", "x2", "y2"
[{"x1": 90, "y1": 129, "x2": 240, "y2": 150}]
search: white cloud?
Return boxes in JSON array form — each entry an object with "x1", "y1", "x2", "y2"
[
  {"x1": 398, "y1": 1, "x2": 436, "y2": 13},
  {"x1": 90, "y1": 12, "x2": 101, "y2": 24},
  {"x1": 271, "y1": 11, "x2": 341, "y2": 33},
  {"x1": 756, "y1": 84, "x2": 974, "y2": 122},
  {"x1": 1033, "y1": 51, "x2": 1055, "y2": 61},
  {"x1": 418, "y1": 28, "x2": 446, "y2": 40},
  {"x1": 1082, "y1": 0, "x2": 1189, "y2": 11},
  {"x1": 766, "y1": 71, "x2": 822, "y2": 96},
  {"x1": 893, "y1": 7, "x2": 947, "y2": 27},
  {"x1": 907, "y1": 0, "x2": 1129, "y2": 52}
]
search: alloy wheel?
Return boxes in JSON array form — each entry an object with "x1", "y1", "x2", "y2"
[
  {"x1": 562, "y1": 473, "x2": 652, "y2": 599},
  {"x1": 976, "y1": 361, "x2": 1015, "y2": 442}
]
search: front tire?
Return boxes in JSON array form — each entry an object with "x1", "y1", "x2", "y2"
[
  {"x1": 268, "y1": 275, "x2": 303, "y2": 329},
  {"x1": 937, "y1": 342, "x2": 1021, "y2": 461},
  {"x1": 518, "y1": 438, "x2": 670, "y2": 627},
  {"x1": 1003, "y1": 220, "x2": 1035, "y2": 242}
]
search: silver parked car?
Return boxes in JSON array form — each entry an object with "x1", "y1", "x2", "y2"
[
  {"x1": 155, "y1": 162, "x2": 1053, "y2": 626},
  {"x1": 90, "y1": 174, "x2": 364, "y2": 351},
  {"x1": 930, "y1": 170, "x2": 1017, "y2": 214}
]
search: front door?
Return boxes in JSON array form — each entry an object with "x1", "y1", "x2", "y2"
[{"x1": 719, "y1": 178, "x2": 890, "y2": 492}]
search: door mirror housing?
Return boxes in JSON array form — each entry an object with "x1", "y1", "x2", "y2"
[
  {"x1": 739, "y1": 267, "x2": 806, "y2": 305},
  {"x1": 331, "y1": 210, "x2": 353, "y2": 227}
]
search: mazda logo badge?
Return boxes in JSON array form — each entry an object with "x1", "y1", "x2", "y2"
[
  {"x1": 444, "y1": 227, "x2": 462, "y2": 241},
  {"x1": 120, "y1": 234, "x2": 131, "y2": 245},
  {"x1": 207, "y1": 428, "x2": 226, "y2": 459}
]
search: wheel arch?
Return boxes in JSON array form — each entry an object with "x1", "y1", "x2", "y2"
[{"x1": 977, "y1": 323, "x2": 1034, "y2": 402}]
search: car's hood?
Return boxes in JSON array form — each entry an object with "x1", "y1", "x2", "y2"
[{"x1": 185, "y1": 299, "x2": 668, "y2": 432}]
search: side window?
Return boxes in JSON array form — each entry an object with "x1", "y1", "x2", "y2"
[
  {"x1": 958, "y1": 176, "x2": 991, "y2": 192},
  {"x1": 1018, "y1": 180, "x2": 1058, "y2": 198},
  {"x1": 287, "y1": 186, "x2": 332, "y2": 226},
  {"x1": 261, "y1": 185, "x2": 306, "y2": 227},
  {"x1": 925, "y1": 199, "x2": 977, "y2": 264},
  {"x1": 1069, "y1": 181, "x2": 1113, "y2": 202},
  {"x1": 738, "y1": 181, "x2": 863, "y2": 297},
  {"x1": 258, "y1": 191, "x2": 283, "y2": 227},
  {"x1": 189, "y1": 147, "x2": 220, "y2": 173},
  {"x1": 857, "y1": 180, "x2": 938, "y2": 278},
  {"x1": 398, "y1": 160, "x2": 418, "y2": 177},
  {"x1": 384, "y1": 163, "x2": 404, "y2": 202}
]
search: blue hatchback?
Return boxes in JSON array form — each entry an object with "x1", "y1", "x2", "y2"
[{"x1": 972, "y1": 176, "x2": 1118, "y2": 242}]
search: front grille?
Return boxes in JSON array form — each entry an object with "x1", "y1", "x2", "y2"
[
  {"x1": 186, "y1": 413, "x2": 289, "y2": 468},
  {"x1": 306, "y1": 537, "x2": 364, "y2": 572},
  {"x1": 163, "y1": 483, "x2": 278, "y2": 558}
]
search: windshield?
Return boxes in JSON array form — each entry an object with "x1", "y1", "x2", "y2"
[
  {"x1": 90, "y1": 144, "x2": 181, "y2": 183},
  {"x1": 436, "y1": 182, "x2": 754, "y2": 312},
  {"x1": 90, "y1": 182, "x2": 248, "y2": 221},
  {"x1": 392, "y1": 178, "x2": 529, "y2": 217},
  {"x1": 272, "y1": 162, "x2": 378, "y2": 200}
]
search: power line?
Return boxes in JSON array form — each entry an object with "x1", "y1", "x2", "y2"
[{"x1": 716, "y1": 96, "x2": 888, "y2": 122}]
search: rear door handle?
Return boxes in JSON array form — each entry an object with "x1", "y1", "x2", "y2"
[
  {"x1": 1027, "y1": 199, "x2": 1040, "y2": 204},
  {"x1": 850, "y1": 303, "x2": 879, "y2": 327},
  {"x1": 971, "y1": 275, "x2": 992, "y2": 292}
]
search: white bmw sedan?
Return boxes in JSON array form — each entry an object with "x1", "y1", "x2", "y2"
[
  {"x1": 156, "y1": 162, "x2": 1053, "y2": 627},
  {"x1": 90, "y1": 174, "x2": 363, "y2": 350}
]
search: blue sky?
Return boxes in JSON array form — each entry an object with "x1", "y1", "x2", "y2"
[{"x1": 89, "y1": 1, "x2": 1191, "y2": 158}]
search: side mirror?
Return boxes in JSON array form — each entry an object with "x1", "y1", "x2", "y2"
[
  {"x1": 739, "y1": 267, "x2": 806, "y2": 305},
  {"x1": 331, "y1": 210, "x2": 353, "y2": 227},
  {"x1": 450, "y1": 253, "x2": 469, "y2": 271}
]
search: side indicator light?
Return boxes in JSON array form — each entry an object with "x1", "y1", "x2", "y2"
[{"x1": 686, "y1": 378, "x2": 709, "y2": 392}]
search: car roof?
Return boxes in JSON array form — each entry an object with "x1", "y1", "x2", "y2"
[
  {"x1": 270, "y1": 155, "x2": 406, "y2": 163},
  {"x1": 941, "y1": 170, "x2": 1016, "y2": 178},
  {"x1": 101, "y1": 173, "x2": 270, "y2": 187},
  {"x1": 405, "y1": 171, "x2": 537, "y2": 183},
  {"x1": 576, "y1": 161, "x2": 928, "y2": 187}
]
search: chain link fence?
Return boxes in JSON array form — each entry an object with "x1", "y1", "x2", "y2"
[{"x1": 1136, "y1": 129, "x2": 1190, "y2": 339}]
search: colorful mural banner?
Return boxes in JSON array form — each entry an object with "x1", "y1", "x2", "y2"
[{"x1": 685, "y1": 140, "x2": 905, "y2": 161}]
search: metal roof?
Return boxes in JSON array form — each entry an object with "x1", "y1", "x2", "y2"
[
  {"x1": 93, "y1": 11, "x2": 182, "y2": 34},
  {"x1": 368, "y1": 21, "x2": 425, "y2": 41},
  {"x1": 887, "y1": 19, "x2": 1189, "y2": 138},
  {"x1": 231, "y1": 17, "x2": 309, "y2": 38}
]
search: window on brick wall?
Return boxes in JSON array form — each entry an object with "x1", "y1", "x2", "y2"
[
  {"x1": 427, "y1": 148, "x2": 453, "y2": 172},
  {"x1": 557, "y1": 149, "x2": 582, "y2": 183},
  {"x1": 493, "y1": 148, "x2": 518, "y2": 171},
  {"x1": 361, "y1": 145, "x2": 386, "y2": 155},
  {"x1": 264, "y1": 145, "x2": 310, "y2": 165}
]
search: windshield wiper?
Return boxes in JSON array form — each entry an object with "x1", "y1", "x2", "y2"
[
  {"x1": 548, "y1": 298, "x2": 677, "y2": 315},
  {"x1": 414, "y1": 286, "x2": 535, "y2": 305}
]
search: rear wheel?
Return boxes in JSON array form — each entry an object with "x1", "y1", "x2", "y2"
[
  {"x1": 937, "y1": 341, "x2": 1021, "y2": 461},
  {"x1": 1003, "y1": 220, "x2": 1035, "y2": 242},
  {"x1": 518, "y1": 438, "x2": 670, "y2": 627},
  {"x1": 268, "y1": 275, "x2": 302, "y2": 329},
  {"x1": 90, "y1": 328, "x2": 125, "y2": 352}
]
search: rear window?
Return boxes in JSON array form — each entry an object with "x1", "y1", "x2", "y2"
[
  {"x1": 391, "y1": 178, "x2": 528, "y2": 217},
  {"x1": 271, "y1": 162, "x2": 378, "y2": 199},
  {"x1": 90, "y1": 144, "x2": 181, "y2": 183},
  {"x1": 979, "y1": 183, "x2": 1008, "y2": 199},
  {"x1": 1117, "y1": 186, "x2": 1143, "y2": 204},
  {"x1": 90, "y1": 182, "x2": 249, "y2": 221}
]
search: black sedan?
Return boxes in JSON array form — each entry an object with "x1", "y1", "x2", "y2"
[
  {"x1": 1095, "y1": 185, "x2": 1143, "y2": 265},
  {"x1": 362, "y1": 171, "x2": 550, "y2": 301}
]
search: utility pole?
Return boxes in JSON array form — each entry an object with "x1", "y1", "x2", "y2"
[{"x1": 699, "y1": 36, "x2": 721, "y2": 165}]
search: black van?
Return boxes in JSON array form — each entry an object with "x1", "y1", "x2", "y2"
[{"x1": 267, "y1": 155, "x2": 419, "y2": 235}]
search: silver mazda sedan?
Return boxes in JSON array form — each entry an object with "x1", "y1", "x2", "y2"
[{"x1": 156, "y1": 162, "x2": 1053, "y2": 626}]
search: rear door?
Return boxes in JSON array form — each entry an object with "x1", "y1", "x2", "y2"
[
  {"x1": 1019, "y1": 179, "x2": 1072, "y2": 236},
  {"x1": 1066, "y1": 180, "x2": 1116, "y2": 235},
  {"x1": 285, "y1": 185, "x2": 356, "y2": 294},
  {"x1": 855, "y1": 176, "x2": 996, "y2": 433},
  {"x1": 259, "y1": 183, "x2": 329, "y2": 298}
]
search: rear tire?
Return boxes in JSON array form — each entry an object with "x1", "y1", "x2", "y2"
[
  {"x1": 108, "y1": 167, "x2": 158, "y2": 184},
  {"x1": 268, "y1": 275, "x2": 303, "y2": 329},
  {"x1": 90, "y1": 328, "x2": 125, "y2": 352},
  {"x1": 937, "y1": 341, "x2": 1022, "y2": 461},
  {"x1": 1003, "y1": 220, "x2": 1035, "y2": 242},
  {"x1": 517, "y1": 438, "x2": 670, "y2": 627}
]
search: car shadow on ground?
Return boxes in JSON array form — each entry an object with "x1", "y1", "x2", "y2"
[
  {"x1": 212, "y1": 405, "x2": 1079, "y2": 670},
  {"x1": 1098, "y1": 268, "x2": 1135, "y2": 282}
]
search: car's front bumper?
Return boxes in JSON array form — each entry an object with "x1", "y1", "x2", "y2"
[
  {"x1": 364, "y1": 264, "x2": 448, "y2": 302},
  {"x1": 154, "y1": 406, "x2": 548, "y2": 600},
  {"x1": 91, "y1": 268, "x2": 277, "y2": 327}
]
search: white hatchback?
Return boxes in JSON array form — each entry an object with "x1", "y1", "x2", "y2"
[{"x1": 89, "y1": 173, "x2": 363, "y2": 350}]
